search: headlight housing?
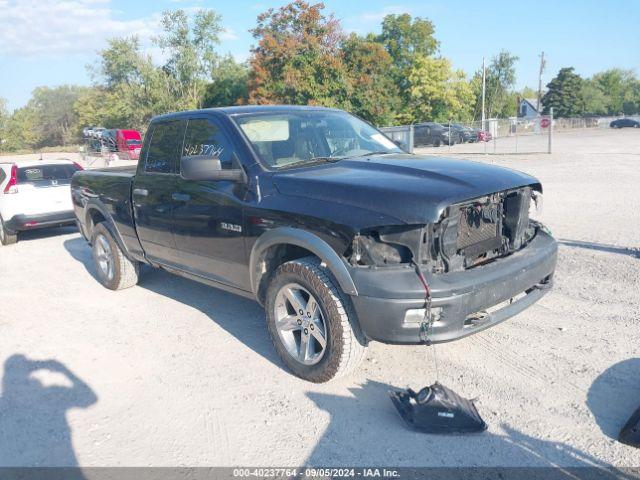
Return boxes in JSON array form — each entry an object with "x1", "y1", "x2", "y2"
[{"x1": 529, "y1": 191, "x2": 543, "y2": 220}]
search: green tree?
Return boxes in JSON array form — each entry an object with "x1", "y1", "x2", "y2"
[
  {"x1": 581, "y1": 79, "x2": 608, "y2": 115},
  {"x1": 542, "y1": 67, "x2": 584, "y2": 117},
  {"x1": 472, "y1": 51, "x2": 519, "y2": 119},
  {"x1": 202, "y1": 55, "x2": 249, "y2": 108},
  {"x1": 405, "y1": 55, "x2": 474, "y2": 123},
  {"x1": 28, "y1": 85, "x2": 85, "y2": 147},
  {"x1": 591, "y1": 68, "x2": 639, "y2": 115},
  {"x1": 0, "y1": 98, "x2": 9, "y2": 151},
  {"x1": 342, "y1": 33, "x2": 399, "y2": 126},
  {"x1": 2, "y1": 106, "x2": 39, "y2": 151},
  {"x1": 155, "y1": 9, "x2": 223, "y2": 109},
  {"x1": 248, "y1": 1, "x2": 351, "y2": 108},
  {"x1": 376, "y1": 14, "x2": 439, "y2": 73}
]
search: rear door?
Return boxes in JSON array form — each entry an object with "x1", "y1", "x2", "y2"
[
  {"x1": 171, "y1": 115, "x2": 250, "y2": 290},
  {"x1": 16, "y1": 163, "x2": 81, "y2": 215},
  {"x1": 132, "y1": 119, "x2": 186, "y2": 265}
]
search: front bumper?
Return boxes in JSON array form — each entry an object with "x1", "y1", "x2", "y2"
[
  {"x1": 4, "y1": 211, "x2": 76, "y2": 232},
  {"x1": 349, "y1": 229, "x2": 557, "y2": 344}
]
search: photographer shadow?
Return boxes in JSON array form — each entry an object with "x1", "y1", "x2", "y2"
[{"x1": 0, "y1": 354, "x2": 97, "y2": 472}]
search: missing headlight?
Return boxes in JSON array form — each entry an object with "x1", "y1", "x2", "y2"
[{"x1": 349, "y1": 225, "x2": 430, "y2": 267}]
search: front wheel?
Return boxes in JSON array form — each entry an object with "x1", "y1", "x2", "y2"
[
  {"x1": 265, "y1": 257, "x2": 366, "y2": 383},
  {"x1": 91, "y1": 222, "x2": 140, "y2": 290}
]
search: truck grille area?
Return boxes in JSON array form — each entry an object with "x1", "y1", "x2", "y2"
[
  {"x1": 433, "y1": 187, "x2": 535, "y2": 272},
  {"x1": 457, "y1": 204, "x2": 500, "y2": 250}
]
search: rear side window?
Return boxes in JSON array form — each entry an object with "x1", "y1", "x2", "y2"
[
  {"x1": 182, "y1": 118, "x2": 236, "y2": 170},
  {"x1": 144, "y1": 120, "x2": 186, "y2": 174},
  {"x1": 17, "y1": 164, "x2": 80, "y2": 185}
]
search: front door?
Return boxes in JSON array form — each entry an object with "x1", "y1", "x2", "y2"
[
  {"x1": 132, "y1": 119, "x2": 186, "y2": 265},
  {"x1": 171, "y1": 116, "x2": 250, "y2": 290}
]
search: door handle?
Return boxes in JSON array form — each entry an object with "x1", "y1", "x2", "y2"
[
  {"x1": 172, "y1": 193, "x2": 191, "y2": 202},
  {"x1": 133, "y1": 188, "x2": 148, "y2": 197}
]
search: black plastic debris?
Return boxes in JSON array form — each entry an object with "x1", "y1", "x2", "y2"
[
  {"x1": 619, "y1": 405, "x2": 640, "y2": 447},
  {"x1": 390, "y1": 382, "x2": 487, "y2": 434}
]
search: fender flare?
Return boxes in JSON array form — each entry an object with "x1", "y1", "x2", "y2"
[
  {"x1": 84, "y1": 201, "x2": 131, "y2": 258},
  {"x1": 249, "y1": 227, "x2": 358, "y2": 297}
]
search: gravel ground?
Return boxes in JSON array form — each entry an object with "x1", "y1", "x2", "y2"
[{"x1": 0, "y1": 129, "x2": 638, "y2": 468}]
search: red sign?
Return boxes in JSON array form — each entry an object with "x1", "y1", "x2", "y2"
[{"x1": 540, "y1": 118, "x2": 550, "y2": 128}]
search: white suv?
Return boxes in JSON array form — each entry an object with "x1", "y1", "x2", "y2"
[{"x1": 0, "y1": 159, "x2": 83, "y2": 245}]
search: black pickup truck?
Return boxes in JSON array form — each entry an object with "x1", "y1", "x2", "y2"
[{"x1": 72, "y1": 106, "x2": 557, "y2": 382}]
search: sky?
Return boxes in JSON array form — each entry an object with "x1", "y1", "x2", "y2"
[{"x1": 1, "y1": 0, "x2": 639, "y2": 111}]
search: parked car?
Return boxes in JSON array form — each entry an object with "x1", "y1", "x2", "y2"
[
  {"x1": 440, "y1": 123, "x2": 474, "y2": 143},
  {"x1": 0, "y1": 159, "x2": 83, "y2": 245},
  {"x1": 476, "y1": 129, "x2": 493, "y2": 142},
  {"x1": 414, "y1": 122, "x2": 453, "y2": 147},
  {"x1": 610, "y1": 118, "x2": 640, "y2": 128},
  {"x1": 71, "y1": 106, "x2": 557, "y2": 383}
]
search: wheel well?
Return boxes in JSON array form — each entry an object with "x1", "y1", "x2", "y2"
[
  {"x1": 256, "y1": 243, "x2": 318, "y2": 305},
  {"x1": 86, "y1": 208, "x2": 107, "y2": 237}
]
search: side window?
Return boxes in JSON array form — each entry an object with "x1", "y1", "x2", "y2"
[
  {"x1": 182, "y1": 118, "x2": 235, "y2": 170},
  {"x1": 0, "y1": 169, "x2": 6, "y2": 185},
  {"x1": 144, "y1": 120, "x2": 186, "y2": 174}
]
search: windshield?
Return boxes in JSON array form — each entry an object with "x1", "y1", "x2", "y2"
[{"x1": 233, "y1": 110, "x2": 403, "y2": 169}]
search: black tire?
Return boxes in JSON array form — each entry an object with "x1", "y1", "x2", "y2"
[
  {"x1": 265, "y1": 257, "x2": 367, "y2": 383},
  {"x1": 0, "y1": 216, "x2": 17, "y2": 246},
  {"x1": 91, "y1": 222, "x2": 140, "y2": 290},
  {"x1": 434, "y1": 139, "x2": 441, "y2": 147}
]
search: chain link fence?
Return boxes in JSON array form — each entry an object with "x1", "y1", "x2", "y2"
[{"x1": 381, "y1": 114, "x2": 638, "y2": 156}]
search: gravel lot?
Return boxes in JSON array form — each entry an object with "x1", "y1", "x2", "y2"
[{"x1": 0, "y1": 129, "x2": 638, "y2": 468}]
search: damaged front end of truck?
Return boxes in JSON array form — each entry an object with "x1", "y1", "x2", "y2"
[{"x1": 343, "y1": 185, "x2": 556, "y2": 345}]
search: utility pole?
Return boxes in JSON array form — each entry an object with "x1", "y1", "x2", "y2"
[
  {"x1": 481, "y1": 57, "x2": 486, "y2": 130},
  {"x1": 537, "y1": 51, "x2": 546, "y2": 112}
]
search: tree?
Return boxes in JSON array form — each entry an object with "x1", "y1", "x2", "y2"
[
  {"x1": 202, "y1": 55, "x2": 249, "y2": 108},
  {"x1": 342, "y1": 34, "x2": 399, "y2": 126},
  {"x1": 591, "y1": 68, "x2": 639, "y2": 115},
  {"x1": 581, "y1": 79, "x2": 608, "y2": 115},
  {"x1": 2, "y1": 106, "x2": 39, "y2": 151},
  {"x1": 472, "y1": 51, "x2": 519, "y2": 119},
  {"x1": 405, "y1": 55, "x2": 474, "y2": 123},
  {"x1": 376, "y1": 14, "x2": 439, "y2": 73},
  {"x1": 155, "y1": 9, "x2": 223, "y2": 109},
  {"x1": 542, "y1": 67, "x2": 584, "y2": 117},
  {"x1": 248, "y1": 1, "x2": 351, "y2": 107},
  {"x1": 26, "y1": 85, "x2": 85, "y2": 147},
  {"x1": 0, "y1": 98, "x2": 9, "y2": 150}
]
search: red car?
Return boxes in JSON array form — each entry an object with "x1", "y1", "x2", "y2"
[
  {"x1": 115, "y1": 130, "x2": 142, "y2": 160},
  {"x1": 476, "y1": 129, "x2": 492, "y2": 142}
]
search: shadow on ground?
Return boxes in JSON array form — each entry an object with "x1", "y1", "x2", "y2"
[
  {"x1": 305, "y1": 380, "x2": 626, "y2": 475},
  {"x1": 13, "y1": 225, "x2": 77, "y2": 243},
  {"x1": 587, "y1": 358, "x2": 640, "y2": 441},
  {"x1": 0, "y1": 354, "x2": 96, "y2": 474},
  {"x1": 558, "y1": 239, "x2": 640, "y2": 259},
  {"x1": 62, "y1": 236, "x2": 283, "y2": 371}
]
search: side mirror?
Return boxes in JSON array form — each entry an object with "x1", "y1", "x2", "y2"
[{"x1": 180, "y1": 155, "x2": 245, "y2": 182}]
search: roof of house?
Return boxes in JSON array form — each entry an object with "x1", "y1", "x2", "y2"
[{"x1": 522, "y1": 98, "x2": 541, "y2": 112}]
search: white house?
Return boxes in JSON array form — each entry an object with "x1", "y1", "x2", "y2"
[{"x1": 518, "y1": 98, "x2": 542, "y2": 119}]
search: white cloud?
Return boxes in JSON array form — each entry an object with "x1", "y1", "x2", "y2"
[
  {"x1": 0, "y1": 0, "x2": 158, "y2": 56},
  {"x1": 343, "y1": 5, "x2": 412, "y2": 34},
  {"x1": 359, "y1": 5, "x2": 411, "y2": 23},
  {"x1": 0, "y1": 0, "x2": 237, "y2": 58},
  {"x1": 220, "y1": 27, "x2": 238, "y2": 41}
]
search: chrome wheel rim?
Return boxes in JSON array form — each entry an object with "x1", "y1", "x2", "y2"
[
  {"x1": 94, "y1": 234, "x2": 114, "y2": 281},
  {"x1": 274, "y1": 283, "x2": 327, "y2": 365}
]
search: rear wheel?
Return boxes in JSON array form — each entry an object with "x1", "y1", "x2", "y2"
[
  {"x1": 91, "y1": 222, "x2": 140, "y2": 290},
  {"x1": 0, "y1": 216, "x2": 17, "y2": 246},
  {"x1": 265, "y1": 257, "x2": 366, "y2": 383}
]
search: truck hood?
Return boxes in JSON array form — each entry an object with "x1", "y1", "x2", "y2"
[{"x1": 272, "y1": 154, "x2": 541, "y2": 224}]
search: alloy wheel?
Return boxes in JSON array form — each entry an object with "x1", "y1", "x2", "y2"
[{"x1": 273, "y1": 283, "x2": 328, "y2": 365}]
